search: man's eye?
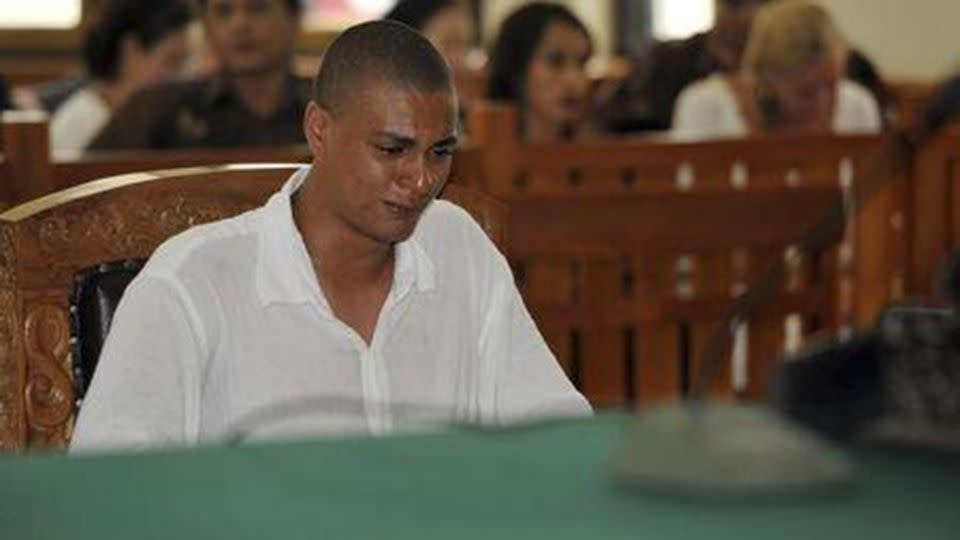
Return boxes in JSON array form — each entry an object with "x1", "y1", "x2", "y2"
[{"x1": 432, "y1": 146, "x2": 455, "y2": 158}]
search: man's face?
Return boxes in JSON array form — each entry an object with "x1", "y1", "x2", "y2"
[
  {"x1": 711, "y1": 1, "x2": 766, "y2": 70},
  {"x1": 124, "y1": 28, "x2": 190, "y2": 90},
  {"x1": 524, "y1": 21, "x2": 591, "y2": 136},
  {"x1": 421, "y1": 4, "x2": 474, "y2": 72},
  {"x1": 763, "y1": 58, "x2": 840, "y2": 133},
  {"x1": 307, "y1": 83, "x2": 458, "y2": 245},
  {"x1": 203, "y1": 0, "x2": 298, "y2": 76}
]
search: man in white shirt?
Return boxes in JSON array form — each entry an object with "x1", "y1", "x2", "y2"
[{"x1": 71, "y1": 20, "x2": 590, "y2": 450}]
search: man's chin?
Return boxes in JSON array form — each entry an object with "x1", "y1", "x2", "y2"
[{"x1": 382, "y1": 226, "x2": 418, "y2": 245}]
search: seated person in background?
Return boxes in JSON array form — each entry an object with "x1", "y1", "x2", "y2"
[
  {"x1": 51, "y1": 0, "x2": 192, "y2": 151},
  {"x1": 71, "y1": 20, "x2": 590, "y2": 450},
  {"x1": 89, "y1": 0, "x2": 309, "y2": 150},
  {"x1": 925, "y1": 74, "x2": 960, "y2": 132},
  {"x1": 671, "y1": 0, "x2": 881, "y2": 138},
  {"x1": 385, "y1": 0, "x2": 474, "y2": 75},
  {"x1": 0, "y1": 75, "x2": 10, "y2": 110},
  {"x1": 486, "y1": 3, "x2": 595, "y2": 142},
  {"x1": 385, "y1": 0, "x2": 479, "y2": 110},
  {"x1": 601, "y1": 0, "x2": 887, "y2": 133}
]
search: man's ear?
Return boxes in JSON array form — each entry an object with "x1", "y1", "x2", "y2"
[{"x1": 303, "y1": 101, "x2": 331, "y2": 157}]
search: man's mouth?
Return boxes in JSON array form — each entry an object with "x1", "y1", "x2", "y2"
[{"x1": 384, "y1": 201, "x2": 419, "y2": 220}]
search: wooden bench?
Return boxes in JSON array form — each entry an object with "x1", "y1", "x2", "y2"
[
  {"x1": 0, "y1": 111, "x2": 313, "y2": 210},
  {"x1": 464, "y1": 104, "x2": 910, "y2": 406},
  {"x1": 0, "y1": 109, "x2": 950, "y2": 411},
  {"x1": 910, "y1": 127, "x2": 960, "y2": 293}
]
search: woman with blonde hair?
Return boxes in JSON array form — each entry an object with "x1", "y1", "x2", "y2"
[{"x1": 671, "y1": 0, "x2": 881, "y2": 138}]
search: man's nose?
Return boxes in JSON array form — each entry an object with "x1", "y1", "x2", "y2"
[
  {"x1": 397, "y1": 155, "x2": 435, "y2": 195},
  {"x1": 564, "y1": 64, "x2": 588, "y2": 91}
]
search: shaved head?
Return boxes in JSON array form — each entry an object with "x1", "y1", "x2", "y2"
[{"x1": 314, "y1": 20, "x2": 455, "y2": 117}]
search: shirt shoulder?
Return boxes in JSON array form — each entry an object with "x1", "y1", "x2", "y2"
[
  {"x1": 141, "y1": 205, "x2": 263, "y2": 285},
  {"x1": 672, "y1": 76, "x2": 744, "y2": 137},
  {"x1": 414, "y1": 199, "x2": 492, "y2": 250},
  {"x1": 675, "y1": 75, "x2": 735, "y2": 109},
  {"x1": 834, "y1": 80, "x2": 882, "y2": 134},
  {"x1": 50, "y1": 87, "x2": 110, "y2": 151}
]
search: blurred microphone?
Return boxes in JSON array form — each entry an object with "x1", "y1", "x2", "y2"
[
  {"x1": 778, "y1": 253, "x2": 960, "y2": 450},
  {"x1": 610, "y1": 76, "x2": 960, "y2": 499}
]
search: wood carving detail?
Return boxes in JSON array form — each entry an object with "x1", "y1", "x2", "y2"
[
  {"x1": 0, "y1": 222, "x2": 22, "y2": 450},
  {"x1": 0, "y1": 289, "x2": 22, "y2": 450},
  {"x1": 33, "y1": 194, "x2": 256, "y2": 259},
  {"x1": 21, "y1": 194, "x2": 259, "y2": 288},
  {"x1": 24, "y1": 303, "x2": 73, "y2": 447},
  {"x1": 0, "y1": 224, "x2": 15, "y2": 288}
]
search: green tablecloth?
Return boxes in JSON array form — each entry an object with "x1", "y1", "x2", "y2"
[{"x1": 2, "y1": 414, "x2": 958, "y2": 539}]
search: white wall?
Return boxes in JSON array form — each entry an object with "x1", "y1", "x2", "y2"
[{"x1": 816, "y1": 0, "x2": 959, "y2": 81}]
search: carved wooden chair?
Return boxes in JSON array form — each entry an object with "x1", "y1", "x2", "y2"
[{"x1": 0, "y1": 163, "x2": 505, "y2": 451}]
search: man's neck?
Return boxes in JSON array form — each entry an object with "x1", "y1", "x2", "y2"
[
  {"x1": 230, "y1": 68, "x2": 290, "y2": 118},
  {"x1": 98, "y1": 79, "x2": 138, "y2": 111},
  {"x1": 292, "y1": 184, "x2": 395, "y2": 289},
  {"x1": 292, "y1": 181, "x2": 396, "y2": 344}
]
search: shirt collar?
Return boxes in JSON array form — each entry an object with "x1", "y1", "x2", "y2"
[{"x1": 255, "y1": 167, "x2": 436, "y2": 307}]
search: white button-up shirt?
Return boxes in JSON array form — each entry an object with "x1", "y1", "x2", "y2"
[{"x1": 72, "y1": 168, "x2": 590, "y2": 449}]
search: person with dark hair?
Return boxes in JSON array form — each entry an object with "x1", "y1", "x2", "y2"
[
  {"x1": 486, "y1": 2, "x2": 594, "y2": 141},
  {"x1": 50, "y1": 0, "x2": 192, "y2": 150},
  {"x1": 72, "y1": 20, "x2": 589, "y2": 450},
  {"x1": 926, "y1": 74, "x2": 960, "y2": 133},
  {"x1": 88, "y1": 0, "x2": 308, "y2": 150},
  {"x1": 384, "y1": 0, "x2": 474, "y2": 73}
]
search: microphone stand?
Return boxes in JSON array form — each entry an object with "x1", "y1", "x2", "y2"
[{"x1": 693, "y1": 130, "x2": 916, "y2": 402}]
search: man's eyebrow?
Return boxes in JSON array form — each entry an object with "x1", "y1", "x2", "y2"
[
  {"x1": 373, "y1": 131, "x2": 417, "y2": 146},
  {"x1": 431, "y1": 135, "x2": 459, "y2": 148}
]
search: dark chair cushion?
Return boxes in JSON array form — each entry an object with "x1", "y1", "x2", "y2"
[{"x1": 70, "y1": 259, "x2": 145, "y2": 405}]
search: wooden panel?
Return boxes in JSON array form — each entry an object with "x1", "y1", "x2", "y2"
[
  {"x1": 507, "y1": 189, "x2": 840, "y2": 258},
  {"x1": 2, "y1": 111, "x2": 55, "y2": 207},
  {"x1": 634, "y1": 323, "x2": 681, "y2": 403},
  {"x1": 745, "y1": 318, "x2": 786, "y2": 399},
  {"x1": 909, "y1": 133, "x2": 954, "y2": 294},
  {"x1": 577, "y1": 259, "x2": 627, "y2": 407}
]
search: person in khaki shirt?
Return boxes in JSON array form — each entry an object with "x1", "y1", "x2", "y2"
[{"x1": 90, "y1": 0, "x2": 308, "y2": 150}]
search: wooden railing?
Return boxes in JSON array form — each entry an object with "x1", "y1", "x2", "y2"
[{"x1": 0, "y1": 109, "x2": 957, "y2": 418}]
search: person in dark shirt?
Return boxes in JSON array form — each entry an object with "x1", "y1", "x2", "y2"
[
  {"x1": 601, "y1": 0, "x2": 888, "y2": 132},
  {"x1": 90, "y1": 0, "x2": 308, "y2": 150},
  {"x1": 925, "y1": 75, "x2": 960, "y2": 133},
  {"x1": 0, "y1": 75, "x2": 11, "y2": 110}
]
